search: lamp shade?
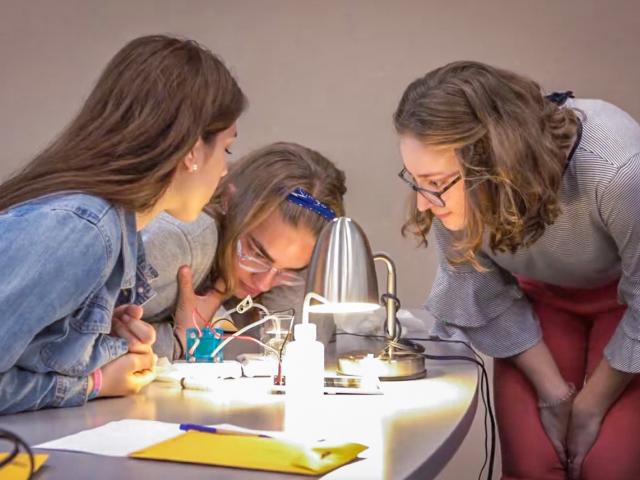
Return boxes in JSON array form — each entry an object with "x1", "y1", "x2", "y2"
[{"x1": 305, "y1": 217, "x2": 381, "y2": 313}]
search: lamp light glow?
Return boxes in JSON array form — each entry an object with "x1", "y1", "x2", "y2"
[{"x1": 304, "y1": 217, "x2": 426, "y2": 381}]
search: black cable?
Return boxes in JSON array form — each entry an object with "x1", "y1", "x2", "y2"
[
  {"x1": 481, "y1": 360, "x2": 492, "y2": 479},
  {"x1": 478, "y1": 363, "x2": 489, "y2": 480},
  {"x1": 390, "y1": 339, "x2": 495, "y2": 480},
  {"x1": 0, "y1": 441, "x2": 18, "y2": 469},
  {"x1": 403, "y1": 337, "x2": 493, "y2": 476},
  {"x1": 276, "y1": 308, "x2": 296, "y2": 342},
  {"x1": 380, "y1": 293, "x2": 401, "y2": 310},
  {"x1": 278, "y1": 308, "x2": 295, "y2": 359},
  {"x1": 417, "y1": 351, "x2": 495, "y2": 480},
  {"x1": 0, "y1": 428, "x2": 35, "y2": 479},
  {"x1": 274, "y1": 308, "x2": 295, "y2": 385},
  {"x1": 409, "y1": 336, "x2": 491, "y2": 479},
  {"x1": 407, "y1": 337, "x2": 496, "y2": 480},
  {"x1": 337, "y1": 331, "x2": 496, "y2": 480},
  {"x1": 345, "y1": 298, "x2": 495, "y2": 479},
  {"x1": 380, "y1": 293, "x2": 402, "y2": 341}
]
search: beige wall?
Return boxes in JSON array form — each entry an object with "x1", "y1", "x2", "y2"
[{"x1": 2, "y1": 1, "x2": 639, "y2": 478}]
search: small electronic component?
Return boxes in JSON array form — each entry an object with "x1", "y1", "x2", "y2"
[
  {"x1": 185, "y1": 297, "x2": 294, "y2": 375},
  {"x1": 185, "y1": 326, "x2": 225, "y2": 363}
]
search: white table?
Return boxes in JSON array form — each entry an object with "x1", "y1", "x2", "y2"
[{"x1": 1, "y1": 316, "x2": 479, "y2": 480}]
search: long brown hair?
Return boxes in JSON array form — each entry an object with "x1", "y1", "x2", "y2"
[
  {"x1": 394, "y1": 61, "x2": 579, "y2": 268},
  {"x1": 205, "y1": 142, "x2": 346, "y2": 298},
  {"x1": 0, "y1": 35, "x2": 246, "y2": 213}
]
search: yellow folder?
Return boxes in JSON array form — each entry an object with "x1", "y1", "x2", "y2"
[
  {"x1": 130, "y1": 431, "x2": 367, "y2": 476},
  {"x1": 0, "y1": 453, "x2": 48, "y2": 480}
]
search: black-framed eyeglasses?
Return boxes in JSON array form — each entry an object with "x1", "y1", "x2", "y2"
[{"x1": 397, "y1": 167, "x2": 461, "y2": 208}]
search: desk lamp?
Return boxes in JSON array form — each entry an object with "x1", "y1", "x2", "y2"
[{"x1": 304, "y1": 217, "x2": 426, "y2": 380}]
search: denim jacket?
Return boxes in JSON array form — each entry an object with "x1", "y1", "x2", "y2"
[{"x1": 0, "y1": 193, "x2": 157, "y2": 414}]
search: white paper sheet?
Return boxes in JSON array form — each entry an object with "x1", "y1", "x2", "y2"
[
  {"x1": 35, "y1": 419, "x2": 289, "y2": 456},
  {"x1": 35, "y1": 419, "x2": 183, "y2": 456}
]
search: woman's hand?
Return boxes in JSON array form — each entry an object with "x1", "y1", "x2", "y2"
[
  {"x1": 98, "y1": 351, "x2": 157, "y2": 397},
  {"x1": 511, "y1": 341, "x2": 574, "y2": 466},
  {"x1": 538, "y1": 390, "x2": 574, "y2": 467},
  {"x1": 111, "y1": 304, "x2": 156, "y2": 354},
  {"x1": 173, "y1": 266, "x2": 227, "y2": 343},
  {"x1": 565, "y1": 359, "x2": 634, "y2": 479},
  {"x1": 566, "y1": 391, "x2": 604, "y2": 479}
]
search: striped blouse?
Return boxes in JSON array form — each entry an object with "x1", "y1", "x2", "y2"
[{"x1": 427, "y1": 98, "x2": 640, "y2": 373}]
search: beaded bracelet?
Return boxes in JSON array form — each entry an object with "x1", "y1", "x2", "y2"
[
  {"x1": 88, "y1": 368, "x2": 103, "y2": 400},
  {"x1": 538, "y1": 383, "x2": 576, "y2": 409}
]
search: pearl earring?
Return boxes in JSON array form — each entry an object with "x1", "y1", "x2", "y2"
[{"x1": 191, "y1": 164, "x2": 199, "y2": 172}]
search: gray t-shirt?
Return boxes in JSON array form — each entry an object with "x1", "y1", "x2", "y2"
[
  {"x1": 140, "y1": 212, "x2": 334, "y2": 359},
  {"x1": 428, "y1": 98, "x2": 640, "y2": 373}
]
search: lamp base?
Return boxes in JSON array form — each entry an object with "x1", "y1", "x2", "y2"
[{"x1": 337, "y1": 348, "x2": 426, "y2": 381}]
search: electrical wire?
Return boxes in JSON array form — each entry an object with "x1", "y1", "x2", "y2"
[
  {"x1": 335, "y1": 330, "x2": 496, "y2": 480},
  {"x1": 399, "y1": 336, "x2": 496, "y2": 480},
  {"x1": 203, "y1": 304, "x2": 296, "y2": 362},
  {"x1": 210, "y1": 314, "x2": 279, "y2": 359},
  {"x1": 380, "y1": 293, "x2": 402, "y2": 341},
  {"x1": 208, "y1": 298, "x2": 293, "y2": 360},
  {"x1": 275, "y1": 309, "x2": 296, "y2": 385},
  {"x1": 275, "y1": 331, "x2": 291, "y2": 385},
  {"x1": 406, "y1": 336, "x2": 490, "y2": 479},
  {"x1": 221, "y1": 335, "x2": 279, "y2": 356},
  {"x1": 192, "y1": 307, "x2": 204, "y2": 337},
  {"x1": 210, "y1": 317, "x2": 238, "y2": 331},
  {"x1": 0, "y1": 428, "x2": 34, "y2": 479},
  {"x1": 208, "y1": 307, "x2": 294, "y2": 336}
]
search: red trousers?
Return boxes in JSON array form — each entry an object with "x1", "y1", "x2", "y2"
[{"x1": 494, "y1": 278, "x2": 640, "y2": 479}]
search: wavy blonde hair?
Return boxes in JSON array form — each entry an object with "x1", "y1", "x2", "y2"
[{"x1": 394, "y1": 61, "x2": 579, "y2": 268}]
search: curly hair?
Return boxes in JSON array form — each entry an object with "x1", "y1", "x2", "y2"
[{"x1": 394, "y1": 61, "x2": 579, "y2": 269}]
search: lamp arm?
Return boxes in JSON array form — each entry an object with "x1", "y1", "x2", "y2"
[
  {"x1": 373, "y1": 253, "x2": 398, "y2": 340},
  {"x1": 302, "y1": 292, "x2": 329, "y2": 324}
]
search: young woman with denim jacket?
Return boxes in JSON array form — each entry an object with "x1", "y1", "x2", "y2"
[
  {"x1": 0, "y1": 35, "x2": 246, "y2": 414},
  {"x1": 140, "y1": 142, "x2": 347, "y2": 360}
]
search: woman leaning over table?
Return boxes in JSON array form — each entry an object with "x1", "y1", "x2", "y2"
[
  {"x1": 394, "y1": 61, "x2": 640, "y2": 479},
  {"x1": 141, "y1": 142, "x2": 347, "y2": 359},
  {"x1": 0, "y1": 34, "x2": 246, "y2": 414}
]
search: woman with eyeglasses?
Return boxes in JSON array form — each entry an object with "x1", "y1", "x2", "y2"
[
  {"x1": 394, "y1": 61, "x2": 640, "y2": 479},
  {"x1": 140, "y1": 142, "x2": 346, "y2": 360}
]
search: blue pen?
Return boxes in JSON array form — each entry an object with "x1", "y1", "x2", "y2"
[{"x1": 179, "y1": 423, "x2": 271, "y2": 438}]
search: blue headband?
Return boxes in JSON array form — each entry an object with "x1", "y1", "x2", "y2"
[{"x1": 286, "y1": 188, "x2": 337, "y2": 221}]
